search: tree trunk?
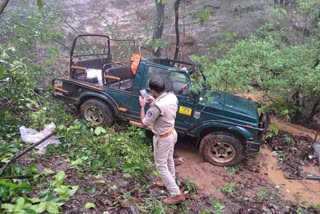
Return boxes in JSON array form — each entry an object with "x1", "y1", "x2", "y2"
[
  {"x1": 0, "y1": 0, "x2": 10, "y2": 15},
  {"x1": 173, "y1": 0, "x2": 181, "y2": 61},
  {"x1": 153, "y1": 0, "x2": 165, "y2": 57}
]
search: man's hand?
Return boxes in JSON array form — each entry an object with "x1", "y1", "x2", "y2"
[
  {"x1": 147, "y1": 95, "x2": 155, "y2": 103},
  {"x1": 139, "y1": 96, "x2": 146, "y2": 107}
]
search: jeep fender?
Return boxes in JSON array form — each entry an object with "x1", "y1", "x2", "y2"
[
  {"x1": 78, "y1": 91, "x2": 120, "y2": 116},
  {"x1": 191, "y1": 121, "x2": 254, "y2": 143}
]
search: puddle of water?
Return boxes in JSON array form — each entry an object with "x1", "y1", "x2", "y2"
[{"x1": 260, "y1": 147, "x2": 320, "y2": 205}]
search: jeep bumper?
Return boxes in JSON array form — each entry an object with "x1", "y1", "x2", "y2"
[{"x1": 246, "y1": 139, "x2": 261, "y2": 152}]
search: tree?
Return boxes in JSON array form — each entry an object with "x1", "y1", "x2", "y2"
[
  {"x1": 0, "y1": 0, "x2": 10, "y2": 15},
  {"x1": 173, "y1": 0, "x2": 181, "y2": 61},
  {"x1": 152, "y1": 0, "x2": 165, "y2": 56}
]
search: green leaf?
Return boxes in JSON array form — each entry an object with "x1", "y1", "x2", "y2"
[
  {"x1": 37, "y1": 0, "x2": 44, "y2": 9},
  {"x1": 1, "y1": 203, "x2": 14, "y2": 212},
  {"x1": 84, "y1": 187, "x2": 96, "y2": 194},
  {"x1": 94, "y1": 126, "x2": 106, "y2": 136},
  {"x1": 0, "y1": 63, "x2": 4, "y2": 78},
  {"x1": 47, "y1": 202, "x2": 60, "y2": 214},
  {"x1": 43, "y1": 168, "x2": 54, "y2": 175},
  {"x1": 25, "y1": 208, "x2": 38, "y2": 214},
  {"x1": 0, "y1": 179, "x2": 19, "y2": 188},
  {"x1": 53, "y1": 171, "x2": 66, "y2": 187},
  {"x1": 85, "y1": 202, "x2": 96, "y2": 209},
  {"x1": 68, "y1": 186, "x2": 79, "y2": 197},
  {"x1": 0, "y1": 185, "x2": 10, "y2": 201},
  {"x1": 95, "y1": 179, "x2": 106, "y2": 184}
]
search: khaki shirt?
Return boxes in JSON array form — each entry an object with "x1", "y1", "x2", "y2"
[{"x1": 142, "y1": 92, "x2": 178, "y2": 135}]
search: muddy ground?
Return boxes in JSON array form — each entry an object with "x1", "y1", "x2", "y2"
[{"x1": 31, "y1": 116, "x2": 320, "y2": 213}]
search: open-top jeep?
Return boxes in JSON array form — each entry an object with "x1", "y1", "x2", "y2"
[{"x1": 53, "y1": 34, "x2": 268, "y2": 166}]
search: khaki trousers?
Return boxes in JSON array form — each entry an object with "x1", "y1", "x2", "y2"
[{"x1": 153, "y1": 130, "x2": 181, "y2": 197}]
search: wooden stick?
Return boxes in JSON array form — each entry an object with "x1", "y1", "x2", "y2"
[{"x1": 0, "y1": 174, "x2": 34, "y2": 179}]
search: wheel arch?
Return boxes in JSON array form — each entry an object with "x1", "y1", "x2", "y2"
[{"x1": 195, "y1": 123, "x2": 252, "y2": 147}]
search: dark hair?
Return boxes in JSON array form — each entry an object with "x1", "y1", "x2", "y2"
[{"x1": 149, "y1": 76, "x2": 165, "y2": 93}]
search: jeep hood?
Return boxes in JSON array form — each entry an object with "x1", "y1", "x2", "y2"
[{"x1": 202, "y1": 92, "x2": 259, "y2": 124}]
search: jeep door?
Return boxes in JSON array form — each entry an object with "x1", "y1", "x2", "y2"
[{"x1": 143, "y1": 66, "x2": 195, "y2": 134}]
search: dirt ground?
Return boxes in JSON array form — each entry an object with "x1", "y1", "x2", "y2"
[
  {"x1": 175, "y1": 116, "x2": 320, "y2": 213},
  {"x1": 30, "y1": 116, "x2": 320, "y2": 213}
]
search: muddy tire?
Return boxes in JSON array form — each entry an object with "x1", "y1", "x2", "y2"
[
  {"x1": 80, "y1": 99, "x2": 114, "y2": 126},
  {"x1": 199, "y1": 132, "x2": 244, "y2": 167}
]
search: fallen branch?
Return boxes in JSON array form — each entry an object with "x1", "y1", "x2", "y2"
[
  {"x1": 0, "y1": 116, "x2": 78, "y2": 176},
  {"x1": 0, "y1": 174, "x2": 34, "y2": 179},
  {"x1": 312, "y1": 130, "x2": 319, "y2": 144},
  {"x1": 286, "y1": 174, "x2": 320, "y2": 180}
]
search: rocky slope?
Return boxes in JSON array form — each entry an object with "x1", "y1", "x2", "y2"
[{"x1": 58, "y1": 0, "x2": 275, "y2": 59}]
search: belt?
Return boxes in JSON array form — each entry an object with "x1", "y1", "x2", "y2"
[{"x1": 159, "y1": 128, "x2": 175, "y2": 138}]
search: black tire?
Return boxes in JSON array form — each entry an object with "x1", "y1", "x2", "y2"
[
  {"x1": 199, "y1": 132, "x2": 244, "y2": 167},
  {"x1": 145, "y1": 130, "x2": 154, "y2": 139},
  {"x1": 80, "y1": 99, "x2": 115, "y2": 126}
]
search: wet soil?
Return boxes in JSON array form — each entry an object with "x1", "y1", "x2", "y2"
[
  {"x1": 175, "y1": 116, "x2": 320, "y2": 211},
  {"x1": 29, "y1": 116, "x2": 320, "y2": 213}
]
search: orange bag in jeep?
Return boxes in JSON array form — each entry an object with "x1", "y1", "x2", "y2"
[{"x1": 130, "y1": 54, "x2": 141, "y2": 75}]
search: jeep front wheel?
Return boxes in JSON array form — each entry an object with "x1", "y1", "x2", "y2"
[
  {"x1": 80, "y1": 99, "x2": 114, "y2": 126},
  {"x1": 199, "y1": 132, "x2": 244, "y2": 167}
]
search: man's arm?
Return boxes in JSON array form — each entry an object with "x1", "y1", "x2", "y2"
[
  {"x1": 140, "y1": 106, "x2": 146, "y2": 124},
  {"x1": 139, "y1": 96, "x2": 160, "y2": 126},
  {"x1": 139, "y1": 96, "x2": 147, "y2": 124}
]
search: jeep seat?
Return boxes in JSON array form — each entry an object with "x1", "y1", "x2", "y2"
[{"x1": 104, "y1": 66, "x2": 134, "y2": 90}]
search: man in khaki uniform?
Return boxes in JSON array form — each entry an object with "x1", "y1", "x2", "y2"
[{"x1": 139, "y1": 76, "x2": 185, "y2": 205}]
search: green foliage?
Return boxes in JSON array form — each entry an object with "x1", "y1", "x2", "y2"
[
  {"x1": 265, "y1": 122, "x2": 279, "y2": 139},
  {"x1": 157, "y1": 0, "x2": 167, "y2": 5},
  {"x1": 85, "y1": 202, "x2": 96, "y2": 209},
  {"x1": 284, "y1": 135, "x2": 295, "y2": 144},
  {"x1": 232, "y1": 5, "x2": 255, "y2": 16},
  {"x1": 201, "y1": 200, "x2": 225, "y2": 214},
  {"x1": 184, "y1": 179, "x2": 198, "y2": 192},
  {"x1": 187, "y1": 7, "x2": 212, "y2": 27},
  {"x1": 54, "y1": 121, "x2": 153, "y2": 176},
  {"x1": 144, "y1": 38, "x2": 169, "y2": 54},
  {"x1": 296, "y1": 0, "x2": 320, "y2": 22},
  {"x1": 191, "y1": 2, "x2": 320, "y2": 122},
  {"x1": 218, "y1": 182, "x2": 239, "y2": 195},
  {"x1": 255, "y1": 189, "x2": 269, "y2": 200},
  {"x1": 37, "y1": 0, "x2": 44, "y2": 9},
  {"x1": 224, "y1": 164, "x2": 240, "y2": 177},
  {"x1": 197, "y1": 8, "x2": 211, "y2": 26},
  {"x1": 0, "y1": 170, "x2": 77, "y2": 214},
  {"x1": 211, "y1": 200, "x2": 225, "y2": 214},
  {"x1": 0, "y1": 0, "x2": 67, "y2": 139},
  {"x1": 139, "y1": 199, "x2": 166, "y2": 213}
]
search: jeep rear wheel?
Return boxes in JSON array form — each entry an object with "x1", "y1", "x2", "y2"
[
  {"x1": 199, "y1": 132, "x2": 244, "y2": 167},
  {"x1": 80, "y1": 99, "x2": 114, "y2": 126}
]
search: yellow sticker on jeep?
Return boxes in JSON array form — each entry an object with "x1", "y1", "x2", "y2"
[{"x1": 178, "y1": 106, "x2": 192, "y2": 116}]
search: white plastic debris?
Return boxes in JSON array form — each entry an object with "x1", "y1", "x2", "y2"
[
  {"x1": 86, "y1": 69, "x2": 103, "y2": 86},
  {"x1": 19, "y1": 122, "x2": 61, "y2": 154}
]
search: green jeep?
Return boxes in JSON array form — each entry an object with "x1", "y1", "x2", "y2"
[{"x1": 53, "y1": 34, "x2": 268, "y2": 166}]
